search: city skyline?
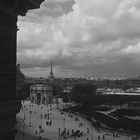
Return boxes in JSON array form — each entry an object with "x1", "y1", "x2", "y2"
[{"x1": 17, "y1": 0, "x2": 140, "y2": 78}]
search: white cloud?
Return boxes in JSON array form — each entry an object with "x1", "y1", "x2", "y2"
[
  {"x1": 47, "y1": 0, "x2": 73, "y2": 2},
  {"x1": 122, "y1": 42, "x2": 140, "y2": 54},
  {"x1": 17, "y1": 0, "x2": 140, "y2": 78}
]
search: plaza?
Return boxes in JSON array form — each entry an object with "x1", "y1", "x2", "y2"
[{"x1": 15, "y1": 101, "x2": 135, "y2": 140}]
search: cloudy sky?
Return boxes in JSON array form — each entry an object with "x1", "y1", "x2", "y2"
[{"x1": 17, "y1": 0, "x2": 140, "y2": 78}]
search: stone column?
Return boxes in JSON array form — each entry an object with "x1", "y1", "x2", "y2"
[{"x1": 0, "y1": 1, "x2": 44, "y2": 139}]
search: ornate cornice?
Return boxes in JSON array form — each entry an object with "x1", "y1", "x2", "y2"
[
  {"x1": 15, "y1": 0, "x2": 45, "y2": 16},
  {"x1": 0, "y1": 0, "x2": 45, "y2": 16}
]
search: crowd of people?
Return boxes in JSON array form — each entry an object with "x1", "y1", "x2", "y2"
[
  {"x1": 20, "y1": 102, "x2": 92, "y2": 140},
  {"x1": 18, "y1": 101, "x2": 136, "y2": 140},
  {"x1": 59, "y1": 128, "x2": 84, "y2": 139}
]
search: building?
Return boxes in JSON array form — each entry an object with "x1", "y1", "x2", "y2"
[
  {"x1": 30, "y1": 82, "x2": 53, "y2": 105},
  {"x1": 0, "y1": 1, "x2": 44, "y2": 139}
]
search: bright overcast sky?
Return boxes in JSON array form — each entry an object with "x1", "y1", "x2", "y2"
[{"x1": 17, "y1": 0, "x2": 140, "y2": 78}]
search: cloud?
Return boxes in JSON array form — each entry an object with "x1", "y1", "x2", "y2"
[
  {"x1": 17, "y1": 0, "x2": 140, "y2": 78},
  {"x1": 47, "y1": 0, "x2": 73, "y2": 2}
]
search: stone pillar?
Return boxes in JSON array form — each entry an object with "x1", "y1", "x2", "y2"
[{"x1": 0, "y1": 0, "x2": 44, "y2": 139}]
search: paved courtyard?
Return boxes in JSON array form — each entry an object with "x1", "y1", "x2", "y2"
[{"x1": 16, "y1": 101, "x2": 136, "y2": 140}]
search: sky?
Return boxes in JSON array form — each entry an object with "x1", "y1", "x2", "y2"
[{"x1": 17, "y1": 0, "x2": 140, "y2": 78}]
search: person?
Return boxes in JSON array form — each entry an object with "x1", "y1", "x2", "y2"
[
  {"x1": 46, "y1": 121, "x2": 49, "y2": 126},
  {"x1": 87, "y1": 127, "x2": 89, "y2": 134},
  {"x1": 58, "y1": 128, "x2": 61, "y2": 136},
  {"x1": 50, "y1": 120, "x2": 52, "y2": 126},
  {"x1": 67, "y1": 130, "x2": 70, "y2": 138},
  {"x1": 35, "y1": 130, "x2": 38, "y2": 135},
  {"x1": 103, "y1": 135, "x2": 105, "y2": 140},
  {"x1": 39, "y1": 135, "x2": 41, "y2": 140},
  {"x1": 113, "y1": 134, "x2": 115, "y2": 138}
]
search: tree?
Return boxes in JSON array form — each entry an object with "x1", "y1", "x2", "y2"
[
  {"x1": 122, "y1": 83, "x2": 130, "y2": 92},
  {"x1": 16, "y1": 82, "x2": 31, "y2": 100},
  {"x1": 52, "y1": 84, "x2": 63, "y2": 96},
  {"x1": 21, "y1": 83, "x2": 31, "y2": 99},
  {"x1": 70, "y1": 83, "x2": 96, "y2": 104}
]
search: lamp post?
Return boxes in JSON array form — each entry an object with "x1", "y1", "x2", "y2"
[
  {"x1": 91, "y1": 125, "x2": 93, "y2": 140},
  {"x1": 40, "y1": 114, "x2": 43, "y2": 129},
  {"x1": 22, "y1": 111, "x2": 25, "y2": 140},
  {"x1": 23, "y1": 109, "x2": 26, "y2": 120},
  {"x1": 22, "y1": 119, "x2": 24, "y2": 129},
  {"x1": 38, "y1": 127, "x2": 42, "y2": 140},
  {"x1": 39, "y1": 132, "x2": 42, "y2": 140},
  {"x1": 22, "y1": 132, "x2": 25, "y2": 140},
  {"x1": 63, "y1": 118, "x2": 65, "y2": 130},
  {"x1": 29, "y1": 110, "x2": 32, "y2": 127}
]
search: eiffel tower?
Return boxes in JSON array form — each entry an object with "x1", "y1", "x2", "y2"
[{"x1": 48, "y1": 60, "x2": 55, "y2": 80}]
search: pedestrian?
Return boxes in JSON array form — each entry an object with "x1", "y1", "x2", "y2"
[
  {"x1": 46, "y1": 121, "x2": 49, "y2": 126},
  {"x1": 58, "y1": 128, "x2": 61, "y2": 135},
  {"x1": 50, "y1": 121, "x2": 52, "y2": 126},
  {"x1": 103, "y1": 135, "x2": 105, "y2": 140},
  {"x1": 39, "y1": 135, "x2": 41, "y2": 140},
  {"x1": 87, "y1": 127, "x2": 89, "y2": 134},
  {"x1": 67, "y1": 130, "x2": 70, "y2": 138},
  {"x1": 35, "y1": 130, "x2": 38, "y2": 135},
  {"x1": 113, "y1": 134, "x2": 115, "y2": 138}
]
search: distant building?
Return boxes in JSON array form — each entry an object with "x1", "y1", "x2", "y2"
[
  {"x1": 63, "y1": 86, "x2": 73, "y2": 93},
  {"x1": 53, "y1": 95, "x2": 63, "y2": 103},
  {"x1": 30, "y1": 82, "x2": 53, "y2": 104}
]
